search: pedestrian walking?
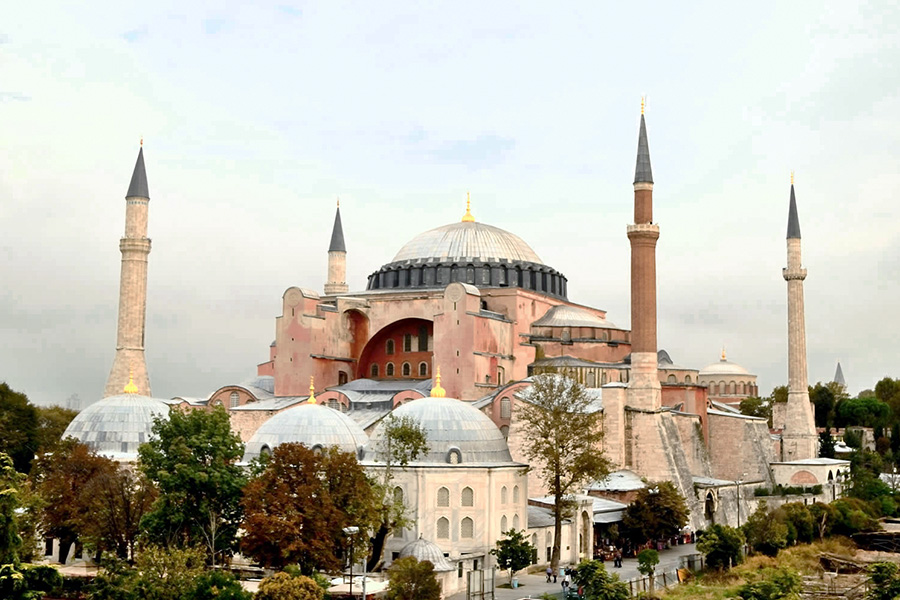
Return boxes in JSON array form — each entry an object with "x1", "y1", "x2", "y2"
[
  {"x1": 546, "y1": 566, "x2": 552, "y2": 582},
  {"x1": 562, "y1": 572, "x2": 570, "y2": 595},
  {"x1": 553, "y1": 567, "x2": 558, "y2": 583}
]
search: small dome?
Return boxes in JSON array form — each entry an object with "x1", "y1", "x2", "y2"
[
  {"x1": 533, "y1": 304, "x2": 618, "y2": 329},
  {"x1": 700, "y1": 358, "x2": 751, "y2": 376},
  {"x1": 243, "y1": 403, "x2": 369, "y2": 462},
  {"x1": 62, "y1": 394, "x2": 170, "y2": 461},
  {"x1": 364, "y1": 397, "x2": 513, "y2": 465},
  {"x1": 399, "y1": 537, "x2": 455, "y2": 571},
  {"x1": 391, "y1": 221, "x2": 542, "y2": 264}
]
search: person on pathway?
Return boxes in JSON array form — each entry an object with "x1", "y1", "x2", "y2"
[
  {"x1": 546, "y1": 567, "x2": 552, "y2": 582},
  {"x1": 553, "y1": 567, "x2": 558, "y2": 583},
  {"x1": 562, "y1": 572, "x2": 570, "y2": 596}
]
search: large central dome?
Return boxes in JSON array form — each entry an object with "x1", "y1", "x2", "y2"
[{"x1": 391, "y1": 221, "x2": 543, "y2": 264}]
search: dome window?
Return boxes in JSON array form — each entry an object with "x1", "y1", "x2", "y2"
[
  {"x1": 230, "y1": 391, "x2": 240, "y2": 408},
  {"x1": 260, "y1": 445, "x2": 271, "y2": 459},
  {"x1": 386, "y1": 363, "x2": 395, "y2": 377},
  {"x1": 419, "y1": 362, "x2": 428, "y2": 377},
  {"x1": 402, "y1": 362, "x2": 411, "y2": 377},
  {"x1": 371, "y1": 364, "x2": 379, "y2": 378},
  {"x1": 386, "y1": 339, "x2": 395, "y2": 355},
  {"x1": 447, "y1": 447, "x2": 462, "y2": 465},
  {"x1": 403, "y1": 334, "x2": 412, "y2": 352}
]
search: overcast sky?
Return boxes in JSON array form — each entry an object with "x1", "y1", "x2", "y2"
[{"x1": 2, "y1": 2, "x2": 898, "y2": 406}]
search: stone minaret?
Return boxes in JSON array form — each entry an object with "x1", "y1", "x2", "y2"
[
  {"x1": 781, "y1": 177, "x2": 817, "y2": 459},
  {"x1": 324, "y1": 201, "x2": 348, "y2": 295},
  {"x1": 104, "y1": 145, "x2": 152, "y2": 397},
  {"x1": 626, "y1": 101, "x2": 661, "y2": 410}
]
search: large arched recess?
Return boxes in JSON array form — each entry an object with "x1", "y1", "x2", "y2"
[{"x1": 357, "y1": 318, "x2": 433, "y2": 380}]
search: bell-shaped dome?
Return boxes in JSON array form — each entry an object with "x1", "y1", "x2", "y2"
[
  {"x1": 391, "y1": 221, "x2": 542, "y2": 264},
  {"x1": 243, "y1": 403, "x2": 369, "y2": 462},
  {"x1": 62, "y1": 394, "x2": 170, "y2": 461},
  {"x1": 700, "y1": 350, "x2": 752, "y2": 376},
  {"x1": 363, "y1": 397, "x2": 514, "y2": 466},
  {"x1": 399, "y1": 536, "x2": 455, "y2": 571}
]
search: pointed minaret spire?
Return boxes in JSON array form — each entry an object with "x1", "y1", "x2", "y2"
[
  {"x1": 325, "y1": 199, "x2": 349, "y2": 295},
  {"x1": 833, "y1": 362, "x2": 846, "y2": 388},
  {"x1": 634, "y1": 99, "x2": 653, "y2": 185},
  {"x1": 105, "y1": 145, "x2": 153, "y2": 397},
  {"x1": 787, "y1": 177, "x2": 801, "y2": 239}
]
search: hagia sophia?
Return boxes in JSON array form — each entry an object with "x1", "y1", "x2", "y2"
[{"x1": 61, "y1": 107, "x2": 849, "y2": 592}]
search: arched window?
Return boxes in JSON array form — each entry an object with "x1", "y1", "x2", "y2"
[
  {"x1": 419, "y1": 362, "x2": 428, "y2": 377},
  {"x1": 513, "y1": 514, "x2": 519, "y2": 530},
  {"x1": 447, "y1": 448, "x2": 462, "y2": 464},
  {"x1": 719, "y1": 380, "x2": 726, "y2": 394},
  {"x1": 497, "y1": 366, "x2": 505, "y2": 386},
  {"x1": 403, "y1": 334, "x2": 412, "y2": 352},
  {"x1": 501, "y1": 486, "x2": 508, "y2": 504},
  {"x1": 461, "y1": 487, "x2": 474, "y2": 507},
  {"x1": 667, "y1": 374, "x2": 677, "y2": 383},
  {"x1": 513, "y1": 485, "x2": 520, "y2": 503},
  {"x1": 587, "y1": 371, "x2": 596, "y2": 387},
  {"x1": 437, "y1": 487, "x2": 450, "y2": 507},
  {"x1": 402, "y1": 362, "x2": 411, "y2": 377},
  {"x1": 371, "y1": 364, "x2": 379, "y2": 377},
  {"x1": 393, "y1": 486, "x2": 404, "y2": 505},
  {"x1": 386, "y1": 363, "x2": 395, "y2": 377},
  {"x1": 260, "y1": 445, "x2": 271, "y2": 459},
  {"x1": 728, "y1": 381, "x2": 736, "y2": 394},
  {"x1": 500, "y1": 425, "x2": 509, "y2": 438},
  {"x1": 685, "y1": 374, "x2": 692, "y2": 384},
  {"x1": 500, "y1": 515, "x2": 508, "y2": 532},
  {"x1": 500, "y1": 397, "x2": 511, "y2": 419},
  {"x1": 461, "y1": 517, "x2": 474, "y2": 538},
  {"x1": 437, "y1": 517, "x2": 449, "y2": 539},
  {"x1": 229, "y1": 391, "x2": 240, "y2": 408},
  {"x1": 338, "y1": 371, "x2": 348, "y2": 385},
  {"x1": 386, "y1": 339, "x2": 395, "y2": 355}
]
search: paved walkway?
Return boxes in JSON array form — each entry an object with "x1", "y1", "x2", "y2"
[{"x1": 448, "y1": 544, "x2": 698, "y2": 600}]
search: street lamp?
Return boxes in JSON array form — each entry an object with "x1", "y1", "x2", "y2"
[{"x1": 344, "y1": 526, "x2": 359, "y2": 597}]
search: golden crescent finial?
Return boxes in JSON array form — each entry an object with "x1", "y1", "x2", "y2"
[
  {"x1": 124, "y1": 370, "x2": 139, "y2": 394},
  {"x1": 430, "y1": 366, "x2": 446, "y2": 398},
  {"x1": 461, "y1": 192, "x2": 475, "y2": 222},
  {"x1": 721, "y1": 346, "x2": 727, "y2": 361},
  {"x1": 307, "y1": 376, "x2": 316, "y2": 404}
]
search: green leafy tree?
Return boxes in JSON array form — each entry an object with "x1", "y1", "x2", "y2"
[
  {"x1": 34, "y1": 405, "x2": 78, "y2": 454},
  {"x1": 241, "y1": 443, "x2": 379, "y2": 574},
  {"x1": 572, "y1": 560, "x2": 629, "y2": 600},
  {"x1": 778, "y1": 503, "x2": 814, "y2": 545},
  {"x1": 770, "y1": 386, "x2": 788, "y2": 405},
  {"x1": 185, "y1": 570, "x2": 252, "y2": 600},
  {"x1": 621, "y1": 481, "x2": 689, "y2": 546},
  {"x1": 736, "y1": 567, "x2": 801, "y2": 600},
  {"x1": 808, "y1": 502, "x2": 837, "y2": 540},
  {"x1": 255, "y1": 572, "x2": 323, "y2": 600},
  {"x1": 0, "y1": 563, "x2": 63, "y2": 600},
  {"x1": 849, "y1": 450, "x2": 891, "y2": 502},
  {"x1": 697, "y1": 523, "x2": 744, "y2": 570},
  {"x1": 867, "y1": 562, "x2": 900, "y2": 600},
  {"x1": 133, "y1": 545, "x2": 206, "y2": 600},
  {"x1": 831, "y1": 498, "x2": 879, "y2": 536},
  {"x1": 819, "y1": 428, "x2": 836, "y2": 459},
  {"x1": 32, "y1": 439, "x2": 117, "y2": 563},
  {"x1": 837, "y1": 397, "x2": 890, "y2": 428},
  {"x1": 368, "y1": 414, "x2": 428, "y2": 570},
  {"x1": 739, "y1": 397, "x2": 772, "y2": 426},
  {"x1": 0, "y1": 453, "x2": 25, "y2": 565},
  {"x1": 809, "y1": 382, "x2": 836, "y2": 428},
  {"x1": 385, "y1": 557, "x2": 441, "y2": 600},
  {"x1": 636, "y1": 549, "x2": 659, "y2": 591},
  {"x1": 516, "y1": 374, "x2": 611, "y2": 568},
  {"x1": 490, "y1": 529, "x2": 534, "y2": 583},
  {"x1": 0, "y1": 383, "x2": 39, "y2": 473},
  {"x1": 139, "y1": 406, "x2": 246, "y2": 564},
  {"x1": 742, "y1": 502, "x2": 787, "y2": 557}
]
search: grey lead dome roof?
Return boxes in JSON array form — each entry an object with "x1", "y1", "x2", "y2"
[
  {"x1": 391, "y1": 221, "x2": 542, "y2": 264},
  {"x1": 363, "y1": 397, "x2": 514, "y2": 466},
  {"x1": 63, "y1": 394, "x2": 170, "y2": 460},
  {"x1": 399, "y1": 537, "x2": 455, "y2": 571},
  {"x1": 243, "y1": 403, "x2": 369, "y2": 462}
]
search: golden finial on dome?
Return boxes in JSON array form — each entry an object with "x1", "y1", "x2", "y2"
[
  {"x1": 721, "y1": 346, "x2": 727, "y2": 361},
  {"x1": 124, "y1": 370, "x2": 139, "y2": 394},
  {"x1": 430, "y1": 366, "x2": 446, "y2": 398},
  {"x1": 307, "y1": 376, "x2": 316, "y2": 404},
  {"x1": 461, "y1": 192, "x2": 475, "y2": 222}
]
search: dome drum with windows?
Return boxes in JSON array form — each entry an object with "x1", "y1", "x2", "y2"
[{"x1": 366, "y1": 197, "x2": 568, "y2": 299}]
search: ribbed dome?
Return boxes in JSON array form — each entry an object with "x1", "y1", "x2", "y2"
[
  {"x1": 391, "y1": 221, "x2": 542, "y2": 264},
  {"x1": 533, "y1": 304, "x2": 618, "y2": 329},
  {"x1": 399, "y1": 537, "x2": 455, "y2": 571},
  {"x1": 243, "y1": 403, "x2": 369, "y2": 462},
  {"x1": 700, "y1": 358, "x2": 751, "y2": 376},
  {"x1": 63, "y1": 394, "x2": 170, "y2": 461},
  {"x1": 363, "y1": 397, "x2": 513, "y2": 466}
]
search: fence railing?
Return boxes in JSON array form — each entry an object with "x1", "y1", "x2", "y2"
[{"x1": 620, "y1": 554, "x2": 704, "y2": 597}]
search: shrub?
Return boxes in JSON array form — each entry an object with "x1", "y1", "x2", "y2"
[{"x1": 697, "y1": 524, "x2": 745, "y2": 570}]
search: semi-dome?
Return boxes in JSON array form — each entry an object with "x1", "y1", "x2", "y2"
[
  {"x1": 62, "y1": 393, "x2": 170, "y2": 461},
  {"x1": 363, "y1": 396, "x2": 514, "y2": 466},
  {"x1": 533, "y1": 304, "x2": 618, "y2": 329},
  {"x1": 243, "y1": 402, "x2": 369, "y2": 462},
  {"x1": 399, "y1": 536, "x2": 455, "y2": 571},
  {"x1": 392, "y1": 221, "x2": 543, "y2": 264},
  {"x1": 367, "y1": 210, "x2": 568, "y2": 299}
]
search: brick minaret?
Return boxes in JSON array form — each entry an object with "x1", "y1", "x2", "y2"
[
  {"x1": 626, "y1": 102, "x2": 661, "y2": 410},
  {"x1": 104, "y1": 145, "x2": 152, "y2": 397},
  {"x1": 780, "y1": 178, "x2": 817, "y2": 459},
  {"x1": 324, "y1": 200, "x2": 348, "y2": 295}
]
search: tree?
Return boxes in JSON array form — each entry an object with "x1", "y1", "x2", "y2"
[
  {"x1": 241, "y1": 443, "x2": 380, "y2": 574},
  {"x1": 132, "y1": 545, "x2": 205, "y2": 600},
  {"x1": 139, "y1": 406, "x2": 246, "y2": 564},
  {"x1": 32, "y1": 439, "x2": 117, "y2": 562},
  {"x1": 185, "y1": 570, "x2": 252, "y2": 600},
  {"x1": 739, "y1": 397, "x2": 772, "y2": 426},
  {"x1": 837, "y1": 397, "x2": 890, "y2": 428},
  {"x1": 368, "y1": 414, "x2": 428, "y2": 570},
  {"x1": 867, "y1": 562, "x2": 900, "y2": 600},
  {"x1": 516, "y1": 374, "x2": 611, "y2": 568},
  {"x1": 255, "y1": 572, "x2": 324, "y2": 600},
  {"x1": 0, "y1": 453, "x2": 25, "y2": 565},
  {"x1": 0, "y1": 563, "x2": 63, "y2": 600},
  {"x1": 636, "y1": 549, "x2": 659, "y2": 592},
  {"x1": 621, "y1": 481, "x2": 689, "y2": 546},
  {"x1": 490, "y1": 529, "x2": 534, "y2": 583},
  {"x1": 769, "y1": 386, "x2": 788, "y2": 405},
  {"x1": 697, "y1": 523, "x2": 744, "y2": 570},
  {"x1": 736, "y1": 567, "x2": 801, "y2": 600},
  {"x1": 778, "y1": 502, "x2": 814, "y2": 545},
  {"x1": 809, "y1": 382, "x2": 836, "y2": 428},
  {"x1": 819, "y1": 428, "x2": 836, "y2": 459},
  {"x1": 385, "y1": 557, "x2": 441, "y2": 600},
  {"x1": 742, "y1": 502, "x2": 787, "y2": 557},
  {"x1": 34, "y1": 405, "x2": 78, "y2": 454},
  {"x1": 572, "y1": 560, "x2": 629, "y2": 600},
  {"x1": 808, "y1": 502, "x2": 837, "y2": 540},
  {"x1": 0, "y1": 383, "x2": 39, "y2": 473}
]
